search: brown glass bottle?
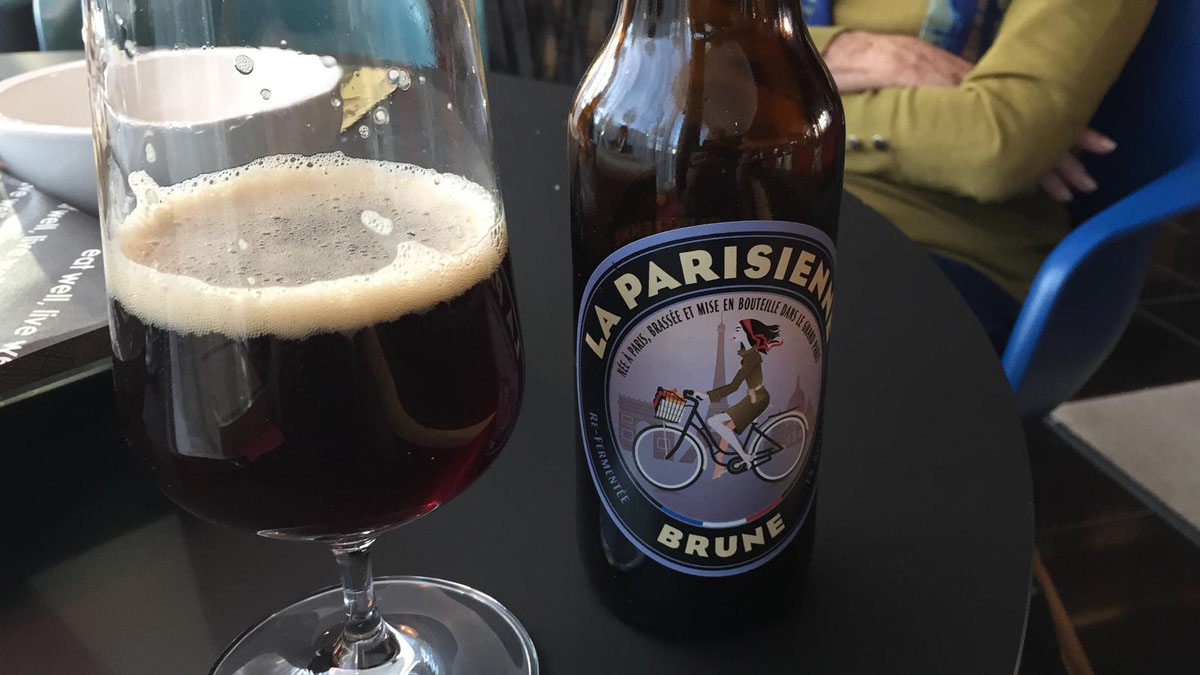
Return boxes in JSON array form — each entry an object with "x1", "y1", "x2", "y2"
[{"x1": 569, "y1": 0, "x2": 844, "y2": 630}]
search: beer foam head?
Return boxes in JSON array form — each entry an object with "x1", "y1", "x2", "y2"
[{"x1": 107, "y1": 152, "x2": 506, "y2": 339}]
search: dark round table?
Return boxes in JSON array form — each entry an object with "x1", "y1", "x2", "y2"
[{"x1": 0, "y1": 53, "x2": 1032, "y2": 674}]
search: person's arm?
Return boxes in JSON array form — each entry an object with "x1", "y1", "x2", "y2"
[
  {"x1": 831, "y1": 0, "x2": 1156, "y2": 203},
  {"x1": 708, "y1": 360, "x2": 749, "y2": 401}
]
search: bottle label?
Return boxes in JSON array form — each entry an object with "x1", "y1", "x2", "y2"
[{"x1": 576, "y1": 220, "x2": 834, "y2": 576}]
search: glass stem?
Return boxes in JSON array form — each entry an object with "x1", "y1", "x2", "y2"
[{"x1": 330, "y1": 538, "x2": 400, "y2": 669}]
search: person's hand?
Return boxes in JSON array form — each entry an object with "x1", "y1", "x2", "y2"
[
  {"x1": 1039, "y1": 129, "x2": 1118, "y2": 202},
  {"x1": 822, "y1": 31, "x2": 973, "y2": 93}
]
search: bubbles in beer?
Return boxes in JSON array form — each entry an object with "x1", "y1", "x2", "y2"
[
  {"x1": 331, "y1": 96, "x2": 343, "y2": 108},
  {"x1": 321, "y1": 55, "x2": 338, "y2": 68},
  {"x1": 360, "y1": 209, "x2": 394, "y2": 235},
  {"x1": 358, "y1": 125, "x2": 371, "y2": 138},
  {"x1": 260, "y1": 88, "x2": 272, "y2": 100},
  {"x1": 107, "y1": 152, "x2": 505, "y2": 340},
  {"x1": 373, "y1": 108, "x2": 390, "y2": 125},
  {"x1": 234, "y1": 54, "x2": 255, "y2": 75}
]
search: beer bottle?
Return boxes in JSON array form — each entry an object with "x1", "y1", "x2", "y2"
[{"x1": 569, "y1": 0, "x2": 844, "y2": 628}]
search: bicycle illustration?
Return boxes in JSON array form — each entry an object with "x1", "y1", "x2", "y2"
[{"x1": 632, "y1": 387, "x2": 810, "y2": 491}]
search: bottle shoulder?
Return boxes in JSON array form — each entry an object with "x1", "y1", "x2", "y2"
[{"x1": 568, "y1": 30, "x2": 842, "y2": 151}]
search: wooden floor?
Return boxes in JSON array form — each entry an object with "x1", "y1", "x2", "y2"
[{"x1": 1030, "y1": 214, "x2": 1200, "y2": 674}]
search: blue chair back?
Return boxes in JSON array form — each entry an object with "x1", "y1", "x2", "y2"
[{"x1": 1002, "y1": 1, "x2": 1200, "y2": 418}]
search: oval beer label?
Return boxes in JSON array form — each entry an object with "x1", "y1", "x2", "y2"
[{"x1": 576, "y1": 221, "x2": 834, "y2": 576}]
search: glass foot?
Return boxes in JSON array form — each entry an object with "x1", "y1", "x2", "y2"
[{"x1": 211, "y1": 577, "x2": 537, "y2": 675}]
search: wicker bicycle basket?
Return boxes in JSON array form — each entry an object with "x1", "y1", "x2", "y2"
[{"x1": 652, "y1": 388, "x2": 688, "y2": 424}]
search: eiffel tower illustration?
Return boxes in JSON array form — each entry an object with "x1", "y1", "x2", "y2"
[
  {"x1": 787, "y1": 374, "x2": 808, "y2": 414},
  {"x1": 709, "y1": 312, "x2": 730, "y2": 417}
]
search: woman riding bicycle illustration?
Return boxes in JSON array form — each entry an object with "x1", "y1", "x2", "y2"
[
  {"x1": 704, "y1": 319, "x2": 780, "y2": 479},
  {"x1": 633, "y1": 319, "x2": 810, "y2": 491}
]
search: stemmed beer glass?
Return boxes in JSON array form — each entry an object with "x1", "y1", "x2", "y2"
[{"x1": 84, "y1": 1, "x2": 532, "y2": 673}]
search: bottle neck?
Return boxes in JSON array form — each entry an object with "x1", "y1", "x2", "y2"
[{"x1": 618, "y1": 0, "x2": 805, "y2": 37}]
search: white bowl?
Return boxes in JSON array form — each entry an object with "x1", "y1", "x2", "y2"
[
  {"x1": 0, "y1": 60, "x2": 96, "y2": 212},
  {"x1": 0, "y1": 50, "x2": 345, "y2": 215}
]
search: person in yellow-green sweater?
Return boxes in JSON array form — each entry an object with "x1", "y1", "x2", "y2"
[{"x1": 801, "y1": 0, "x2": 1157, "y2": 348}]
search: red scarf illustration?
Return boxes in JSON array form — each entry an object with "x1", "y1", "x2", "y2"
[{"x1": 740, "y1": 319, "x2": 782, "y2": 353}]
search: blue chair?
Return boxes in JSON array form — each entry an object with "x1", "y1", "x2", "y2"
[{"x1": 1002, "y1": 1, "x2": 1200, "y2": 419}]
